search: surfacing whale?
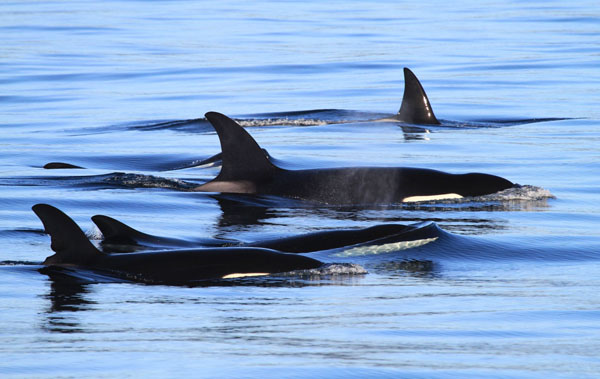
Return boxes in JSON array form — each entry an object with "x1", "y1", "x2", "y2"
[
  {"x1": 43, "y1": 162, "x2": 84, "y2": 169},
  {"x1": 92, "y1": 212, "x2": 441, "y2": 254},
  {"x1": 32, "y1": 204, "x2": 322, "y2": 284},
  {"x1": 194, "y1": 112, "x2": 514, "y2": 205}
]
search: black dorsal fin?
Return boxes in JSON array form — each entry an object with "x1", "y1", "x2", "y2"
[
  {"x1": 32, "y1": 204, "x2": 102, "y2": 266},
  {"x1": 91, "y1": 215, "x2": 148, "y2": 245},
  {"x1": 204, "y1": 112, "x2": 279, "y2": 181},
  {"x1": 397, "y1": 67, "x2": 440, "y2": 125},
  {"x1": 43, "y1": 162, "x2": 84, "y2": 169}
]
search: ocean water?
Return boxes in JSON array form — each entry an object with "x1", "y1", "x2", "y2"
[{"x1": 1, "y1": 0, "x2": 599, "y2": 377}]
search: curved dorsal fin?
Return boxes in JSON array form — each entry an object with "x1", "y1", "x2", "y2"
[
  {"x1": 32, "y1": 204, "x2": 102, "y2": 265},
  {"x1": 204, "y1": 112, "x2": 279, "y2": 181},
  {"x1": 91, "y1": 215, "x2": 147, "y2": 245},
  {"x1": 397, "y1": 67, "x2": 440, "y2": 125}
]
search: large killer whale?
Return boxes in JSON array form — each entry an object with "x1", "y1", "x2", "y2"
[
  {"x1": 92, "y1": 212, "x2": 440, "y2": 253},
  {"x1": 194, "y1": 112, "x2": 514, "y2": 204},
  {"x1": 32, "y1": 204, "x2": 322, "y2": 284}
]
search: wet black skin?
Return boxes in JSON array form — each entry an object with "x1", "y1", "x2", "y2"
[
  {"x1": 92, "y1": 212, "x2": 438, "y2": 253},
  {"x1": 248, "y1": 166, "x2": 513, "y2": 204},
  {"x1": 195, "y1": 111, "x2": 513, "y2": 205},
  {"x1": 32, "y1": 204, "x2": 322, "y2": 284}
]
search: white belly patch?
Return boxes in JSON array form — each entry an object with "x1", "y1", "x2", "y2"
[
  {"x1": 222, "y1": 272, "x2": 269, "y2": 279},
  {"x1": 334, "y1": 237, "x2": 438, "y2": 257},
  {"x1": 402, "y1": 193, "x2": 463, "y2": 202}
]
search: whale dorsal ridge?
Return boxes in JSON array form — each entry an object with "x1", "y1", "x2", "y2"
[
  {"x1": 397, "y1": 67, "x2": 440, "y2": 125},
  {"x1": 204, "y1": 112, "x2": 279, "y2": 182}
]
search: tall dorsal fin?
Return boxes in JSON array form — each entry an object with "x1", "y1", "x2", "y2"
[
  {"x1": 32, "y1": 204, "x2": 103, "y2": 266},
  {"x1": 204, "y1": 112, "x2": 279, "y2": 181},
  {"x1": 397, "y1": 67, "x2": 440, "y2": 125}
]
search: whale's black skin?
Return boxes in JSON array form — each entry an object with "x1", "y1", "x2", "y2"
[
  {"x1": 43, "y1": 162, "x2": 84, "y2": 169},
  {"x1": 33, "y1": 204, "x2": 322, "y2": 284},
  {"x1": 91, "y1": 213, "x2": 439, "y2": 254},
  {"x1": 194, "y1": 112, "x2": 514, "y2": 205},
  {"x1": 92, "y1": 214, "x2": 235, "y2": 250},
  {"x1": 242, "y1": 222, "x2": 443, "y2": 254},
  {"x1": 395, "y1": 67, "x2": 440, "y2": 124}
]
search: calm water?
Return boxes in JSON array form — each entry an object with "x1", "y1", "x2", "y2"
[{"x1": 1, "y1": 1, "x2": 599, "y2": 377}]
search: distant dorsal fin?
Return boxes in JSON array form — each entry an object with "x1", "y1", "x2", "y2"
[
  {"x1": 204, "y1": 112, "x2": 279, "y2": 181},
  {"x1": 91, "y1": 215, "x2": 148, "y2": 245},
  {"x1": 397, "y1": 67, "x2": 440, "y2": 125},
  {"x1": 43, "y1": 162, "x2": 84, "y2": 169},
  {"x1": 32, "y1": 204, "x2": 103, "y2": 266}
]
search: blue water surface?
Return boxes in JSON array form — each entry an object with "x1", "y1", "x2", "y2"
[{"x1": 1, "y1": 0, "x2": 599, "y2": 377}]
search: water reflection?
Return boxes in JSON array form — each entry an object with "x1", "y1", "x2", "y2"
[
  {"x1": 210, "y1": 192, "x2": 511, "y2": 236},
  {"x1": 187, "y1": 274, "x2": 367, "y2": 288},
  {"x1": 212, "y1": 194, "x2": 273, "y2": 228},
  {"x1": 127, "y1": 118, "x2": 212, "y2": 133},
  {"x1": 37, "y1": 263, "x2": 367, "y2": 292},
  {"x1": 401, "y1": 199, "x2": 552, "y2": 213},
  {"x1": 373, "y1": 259, "x2": 438, "y2": 278},
  {"x1": 39, "y1": 269, "x2": 94, "y2": 333},
  {"x1": 399, "y1": 125, "x2": 431, "y2": 141}
]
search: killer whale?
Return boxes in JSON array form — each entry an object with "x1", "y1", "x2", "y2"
[
  {"x1": 32, "y1": 204, "x2": 322, "y2": 284},
  {"x1": 194, "y1": 112, "x2": 514, "y2": 204},
  {"x1": 92, "y1": 213, "x2": 441, "y2": 253}
]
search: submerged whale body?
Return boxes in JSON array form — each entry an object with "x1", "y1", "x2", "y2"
[
  {"x1": 92, "y1": 212, "x2": 440, "y2": 254},
  {"x1": 32, "y1": 204, "x2": 322, "y2": 284},
  {"x1": 43, "y1": 162, "x2": 84, "y2": 169},
  {"x1": 194, "y1": 112, "x2": 514, "y2": 204}
]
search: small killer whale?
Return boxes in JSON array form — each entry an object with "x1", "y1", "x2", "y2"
[
  {"x1": 194, "y1": 112, "x2": 514, "y2": 204},
  {"x1": 92, "y1": 212, "x2": 440, "y2": 253},
  {"x1": 32, "y1": 204, "x2": 322, "y2": 284}
]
